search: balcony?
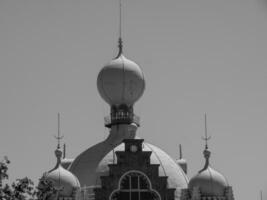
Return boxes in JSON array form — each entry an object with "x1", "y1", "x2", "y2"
[{"x1": 104, "y1": 112, "x2": 140, "y2": 128}]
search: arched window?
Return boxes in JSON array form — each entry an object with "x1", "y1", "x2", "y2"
[{"x1": 110, "y1": 171, "x2": 160, "y2": 200}]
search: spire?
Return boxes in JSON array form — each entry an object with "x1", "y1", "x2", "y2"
[
  {"x1": 53, "y1": 113, "x2": 64, "y2": 168},
  {"x1": 199, "y1": 114, "x2": 211, "y2": 172},
  {"x1": 55, "y1": 113, "x2": 64, "y2": 149},
  {"x1": 202, "y1": 113, "x2": 211, "y2": 150},
  {"x1": 116, "y1": 0, "x2": 123, "y2": 58},
  {"x1": 179, "y1": 144, "x2": 183, "y2": 159}
]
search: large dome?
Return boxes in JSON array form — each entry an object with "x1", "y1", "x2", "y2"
[
  {"x1": 96, "y1": 142, "x2": 188, "y2": 186},
  {"x1": 97, "y1": 54, "x2": 145, "y2": 106},
  {"x1": 70, "y1": 138, "x2": 188, "y2": 200},
  {"x1": 188, "y1": 166, "x2": 228, "y2": 196}
]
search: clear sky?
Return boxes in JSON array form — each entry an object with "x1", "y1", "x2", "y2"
[{"x1": 0, "y1": 1, "x2": 267, "y2": 200}]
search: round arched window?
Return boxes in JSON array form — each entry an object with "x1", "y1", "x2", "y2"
[{"x1": 110, "y1": 171, "x2": 160, "y2": 200}]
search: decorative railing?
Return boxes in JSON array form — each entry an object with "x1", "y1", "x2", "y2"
[{"x1": 104, "y1": 113, "x2": 140, "y2": 127}]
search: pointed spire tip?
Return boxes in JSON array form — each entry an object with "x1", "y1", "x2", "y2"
[
  {"x1": 116, "y1": 0, "x2": 123, "y2": 58},
  {"x1": 55, "y1": 113, "x2": 64, "y2": 150}
]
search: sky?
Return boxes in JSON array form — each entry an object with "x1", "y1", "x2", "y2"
[{"x1": 0, "y1": 1, "x2": 267, "y2": 200}]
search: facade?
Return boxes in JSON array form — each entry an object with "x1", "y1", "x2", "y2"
[
  {"x1": 94, "y1": 139, "x2": 176, "y2": 200},
  {"x1": 40, "y1": 13, "x2": 235, "y2": 200}
]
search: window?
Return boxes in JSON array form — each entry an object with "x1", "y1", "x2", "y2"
[{"x1": 110, "y1": 171, "x2": 160, "y2": 200}]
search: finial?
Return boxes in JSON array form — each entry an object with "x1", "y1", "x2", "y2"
[
  {"x1": 119, "y1": 0, "x2": 122, "y2": 39},
  {"x1": 199, "y1": 114, "x2": 211, "y2": 172},
  {"x1": 179, "y1": 144, "x2": 183, "y2": 159},
  {"x1": 52, "y1": 113, "x2": 64, "y2": 167},
  {"x1": 202, "y1": 113, "x2": 211, "y2": 150},
  {"x1": 116, "y1": 0, "x2": 123, "y2": 58},
  {"x1": 55, "y1": 113, "x2": 64, "y2": 149},
  {"x1": 260, "y1": 191, "x2": 263, "y2": 200}
]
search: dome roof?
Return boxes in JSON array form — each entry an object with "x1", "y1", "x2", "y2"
[
  {"x1": 97, "y1": 54, "x2": 145, "y2": 106},
  {"x1": 42, "y1": 149, "x2": 80, "y2": 197},
  {"x1": 188, "y1": 166, "x2": 228, "y2": 196},
  {"x1": 97, "y1": 142, "x2": 188, "y2": 186},
  {"x1": 45, "y1": 165, "x2": 80, "y2": 197},
  {"x1": 69, "y1": 136, "x2": 188, "y2": 200},
  {"x1": 188, "y1": 149, "x2": 228, "y2": 196}
]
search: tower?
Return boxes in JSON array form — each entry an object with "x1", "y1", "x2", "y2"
[
  {"x1": 97, "y1": 0, "x2": 145, "y2": 126},
  {"x1": 68, "y1": 1, "x2": 146, "y2": 187},
  {"x1": 97, "y1": 37, "x2": 145, "y2": 129},
  {"x1": 68, "y1": 2, "x2": 188, "y2": 200}
]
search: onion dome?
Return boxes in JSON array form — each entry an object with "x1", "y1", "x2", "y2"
[
  {"x1": 188, "y1": 148, "x2": 228, "y2": 196},
  {"x1": 97, "y1": 39, "x2": 145, "y2": 106},
  {"x1": 42, "y1": 148, "x2": 80, "y2": 197}
]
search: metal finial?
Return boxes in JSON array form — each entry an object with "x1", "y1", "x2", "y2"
[
  {"x1": 55, "y1": 113, "x2": 64, "y2": 149},
  {"x1": 179, "y1": 144, "x2": 183, "y2": 159},
  {"x1": 202, "y1": 113, "x2": 211, "y2": 150},
  {"x1": 199, "y1": 114, "x2": 212, "y2": 172},
  {"x1": 116, "y1": 0, "x2": 123, "y2": 58},
  {"x1": 119, "y1": 0, "x2": 122, "y2": 39}
]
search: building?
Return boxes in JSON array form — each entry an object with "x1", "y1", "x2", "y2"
[{"x1": 39, "y1": 5, "x2": 235, "y2": 200}]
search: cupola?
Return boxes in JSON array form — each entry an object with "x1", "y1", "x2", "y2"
[
  {"x1": 188, "y1": 148, "x2": 228, "y2": 196},
  {"x1": 43, "y1": 148, "x2": 80, "y2": 198},
  {"x1": 97, "y1": 39, "x2": 145, "y2": 107},
  {"x1": 97, "y1": 38, "x2": 145, "y2": 127}
]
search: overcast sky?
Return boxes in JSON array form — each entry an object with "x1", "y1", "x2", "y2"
[{"x1": 1, "y1": 1, "x2": 267, "y2": 200}]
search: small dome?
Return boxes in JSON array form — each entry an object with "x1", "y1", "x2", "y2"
[
  {"x1": 188, "y1": 166, "x2": 228, "y2": 196},
  {"x1": 45, "y1": 165, "x2": 80, "y2": 197},
  {"x1": 41, "y1": 149, "x2": 80, "y2": 197},
  {"x1": 188, "y1": 149, "x2": 228, "y2": 196},
  {"x1": 97, "y1": 54, "x2": 145, "y2": 106}
]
